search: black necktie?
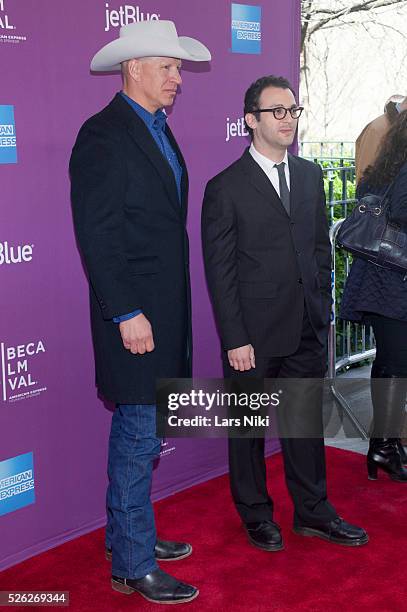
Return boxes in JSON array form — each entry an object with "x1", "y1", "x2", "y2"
[{"x1": 275, "y1": 162, "x2": 290, "y2": 216}]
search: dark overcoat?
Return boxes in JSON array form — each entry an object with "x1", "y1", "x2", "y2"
[{"x1": 70, "y1": 94, "x2": 191, "y2": 404}]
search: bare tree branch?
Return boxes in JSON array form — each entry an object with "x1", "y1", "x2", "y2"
[
  {"x1": 301, "y1": 0, "x2": 407, "y2": 52},
  {"x1": 300, "y1": 0, "x2": 407, "y2": 143}
]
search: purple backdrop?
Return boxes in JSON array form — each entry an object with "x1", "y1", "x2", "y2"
[{"x1": 0, "y1": 0, "x2": 300, "y2": 570}]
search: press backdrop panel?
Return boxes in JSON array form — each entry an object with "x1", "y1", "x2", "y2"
[{"x1": 0, "y1": 0, "x2": 300, "y2": 569}]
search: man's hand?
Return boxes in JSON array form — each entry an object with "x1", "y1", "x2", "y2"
[
  {"x1": 119, "y1": 314, "x2": 155, "y2": 354},
  {"x1": 228, "y1": 344, "x2": 255, "y2": 371}
]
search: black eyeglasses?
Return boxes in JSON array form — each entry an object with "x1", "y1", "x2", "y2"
[{"x1": 255, "y1": 106, "x2": 304, "y2": 120}]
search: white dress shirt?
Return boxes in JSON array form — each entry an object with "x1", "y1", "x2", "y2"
[{"x1": 249, "y1": 143, "x2": 290, "y2": 196}]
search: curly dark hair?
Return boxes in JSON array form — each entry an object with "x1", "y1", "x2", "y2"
[{"x1": 362, "y1": 110, "x2": 407, "y2": 186}]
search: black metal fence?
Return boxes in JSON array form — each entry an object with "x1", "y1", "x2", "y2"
[
  {"x1": 299, "y1": 140, "x2": 355, "y2": 162},
  {"x1": 300, "y1": 142, "x2": 375, "y2": 372}
]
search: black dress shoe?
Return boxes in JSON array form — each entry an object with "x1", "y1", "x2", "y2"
[
  {"x1": 293, "y1": 517, "x2": 368, "y2": 547},
  {"x1": 111, "y1": 568, "x2": 199, "y2": 604},
  {"x1": 106, "y1": 539, "x2": 193, "y2": 562},
  {"x1": 245, "y1": 520, "x2": 284, "y2": 551}
]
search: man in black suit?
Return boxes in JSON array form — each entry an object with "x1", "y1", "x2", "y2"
[
  {"x1": 202, "y1": 75, "x2": 368, "y2": 552},
  {"x1": 70, "y1": 20, "x2": 210, "y2": 605}
]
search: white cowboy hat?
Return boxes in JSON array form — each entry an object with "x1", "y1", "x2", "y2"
[{"x1": 91, "y1": 20, "x2": 211, "y2": 71}]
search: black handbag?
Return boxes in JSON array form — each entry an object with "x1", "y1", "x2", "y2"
[{"x1": 337, "y1": 179, "x2": 407, "y2": 273}]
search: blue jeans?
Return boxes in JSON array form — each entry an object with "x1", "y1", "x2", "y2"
[{"x1": 105, "y1": 404, "x2": 161, "y2": 579}]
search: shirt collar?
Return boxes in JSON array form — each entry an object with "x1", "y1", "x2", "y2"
[
  {"x1": 153, "y1": 109, "x2": 167, "y2": 132},
  {"x1": 120, "y1": 92, "x2": 167, "y2": 130},
  {"x1": 249, "y1": 143, "x2": 289, "y2": 172}
]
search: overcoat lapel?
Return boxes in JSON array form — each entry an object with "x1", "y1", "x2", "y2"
[
  {"x1": 165, "y1": 124, "x2": 189, "y2": 221},
  {"x1": 110, "y1": 94, "x2": 182, "y2": 215}
]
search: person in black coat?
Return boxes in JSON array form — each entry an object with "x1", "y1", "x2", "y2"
[
  {"x1": 202, "y1": 75, "x2": 368, "y2": 551},
  {"x1": 70, "y1": 20, "x2": 210, "y2": 605},
  {"x1": 340, "y1": 110, "x2": 407, "y2": 482}
]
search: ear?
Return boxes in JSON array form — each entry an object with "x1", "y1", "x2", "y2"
[
  {"x1": 245, "y1": 112, "x2": 258, "y2": 132},
  {"x1": 127, "y1": 58, "x2": 142, "y2": 82}
]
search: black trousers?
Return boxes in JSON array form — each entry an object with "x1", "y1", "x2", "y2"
[
  {"x1": 368, "y1": 313, "x2": 407, "y2": 376},
  {"x1": 224, "y1": 308, "x2": 337, "y2": 526},
  {"x1": 367, "y1": 313, "x2": 407, "y2": 438}
]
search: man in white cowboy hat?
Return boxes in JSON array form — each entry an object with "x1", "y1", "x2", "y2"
[{"x1": 70, "y1": 20, "x2": 210, "y2": 605}]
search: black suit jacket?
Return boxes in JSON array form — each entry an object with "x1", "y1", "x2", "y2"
[
  {"x1": 70, "y1": 93, "x2": 191, "y2": 403},
  {"x1": 201, "y1": 148, "x2": 331, "y2": 357}
]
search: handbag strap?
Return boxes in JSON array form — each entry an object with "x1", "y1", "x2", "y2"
[
  {"x1": 381, "y1": 180, "x2": 395, "y2": 206},
  {"x1": 358, "y1": 176, "x2": 396, "y2": 213},
  {"x1": 381, "y1": 172, "x2": 403, "y2": 220}
]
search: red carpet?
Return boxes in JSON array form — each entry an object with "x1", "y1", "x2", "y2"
[{"x1": 1, "y1": 447, "x2": 406, "y2": 611}]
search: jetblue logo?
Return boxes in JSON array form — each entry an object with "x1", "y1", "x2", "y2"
[
  {"x1": 231, "y1": 3, "x2": 262, "y2": 55},
  {"x1": 0, "y1": 241, "x2": 34, "y2": 265},
  {"x1": 0, "y1": 105, "x2": 17, "y2": 164},
  {"x1": 104, "y1": 3, "x2": 160, "y2": 32},
  {"x1": 226, "y1": 116, "x2": 249, "y2": 142},
  {"x1": 0, "y1": 452, "x2": 35, "y2": 517}
]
